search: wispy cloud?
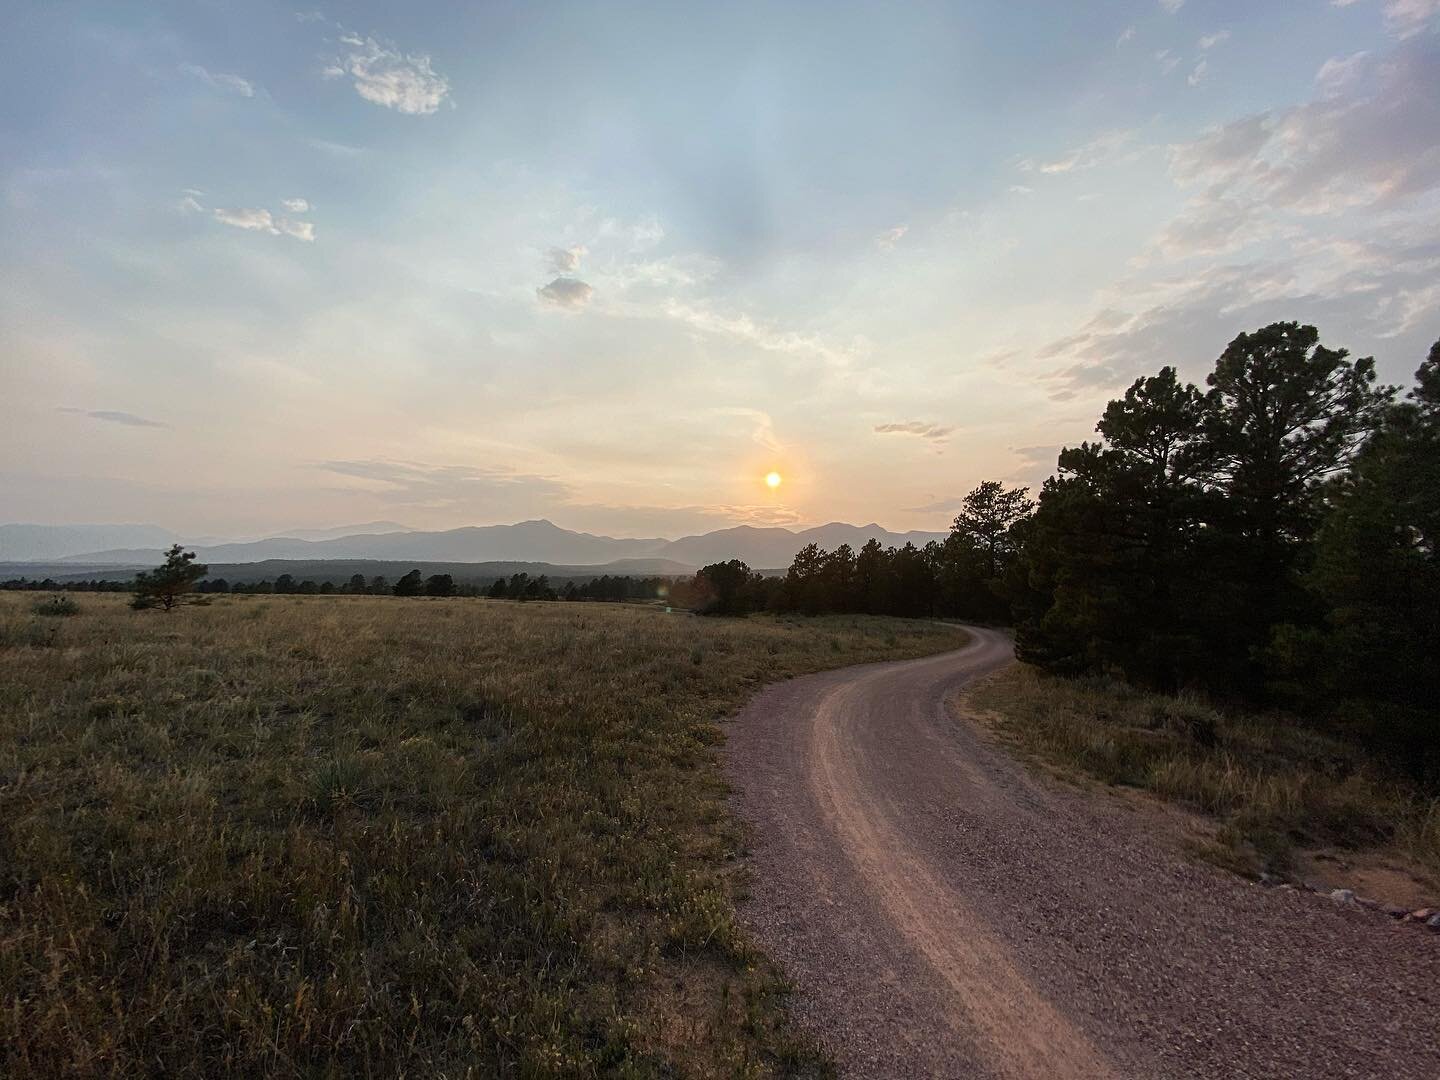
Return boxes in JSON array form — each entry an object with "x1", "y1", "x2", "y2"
[
  {"x1": 324, "y1": 32, "x2": 451, "y2": 115},
  {"x1": 662, "y1": 301, "x2": 859, "y2": 370},
  {"x1": 1315, "y1": 51, "x2": 1370, "y2": 94},
  {"x1": 1159, "y1": 0, "x2": 1185, "y2": 13},
  {"x1": 180, "y1": 63, "x2": 254, "y2": 98},
  {"x1": 1022, "y1": 130, "x2": 1134, "y2": 174},
  {"x1": 1333, "y1": 0, "x2": 1440, "y2": 39},
  {"x1": 212, "y1": 206, "x2": 317, "y2": 242},
  {"x1": 546, "y1": 245, "x2": 587, "y2": 273},
  {"x1": 1199, "y1": 30, "x2": 1231, "y2": 50},
  {"x1": 873, "y1": 421, "x2": 954, "y2": 441},
  {"x1": 58, "y1": 408, "x2": 168, "y2": 428},
  {"x1": 1168, "y1": 44, "x2": 1440, "y2": 217},
  {"x1": 317, "y1": 459, "x2": 571, "y2": 508},
  {"x1": 876, "y1": 224, "x2": 909, "y2": 249},
  {"x1": 281, "y1": 197, "x2": 310, "y2": 213},
  {"x1": 1188, "y1": 58, "x2": 1209, "y2": 86}
]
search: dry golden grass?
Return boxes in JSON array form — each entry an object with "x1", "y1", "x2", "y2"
[
  {"x1": 0, "y1": 592, "x2": 966, "y2": 1078},
  {"x1": 967, "y1": 665, "x2": 1440, "y2": 885}
]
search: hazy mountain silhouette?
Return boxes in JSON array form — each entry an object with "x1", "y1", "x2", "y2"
[
  {"x1": 0, "y1": 523, "x2": 176, "y2": 561},
  {"x1": 658, "y1": 522, "x2": 947, "y2": 569},
  {"x1": 27, "y1": 518, "x2": 948, "y2": 569}
]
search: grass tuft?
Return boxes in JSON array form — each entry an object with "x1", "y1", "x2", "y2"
[{"x1": 968, "y1": 665, "x2": 1436, "y2": 882}]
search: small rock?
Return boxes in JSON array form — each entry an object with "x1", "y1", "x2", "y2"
[
  {"x1": 1427, "y1": 914, "x2": 1440, "y2": 931},
  {"x1": 1381, "y1": 904, "x2": 1409, "y2": 918},
  {"x1": 1329, "y1": 888, "x2": 1356, "y2": 905},
  {"x1": 1406, "y1": 907, "x2": 1437, "y2": 922},
  {"x1": 1355, "y1": 896, "x2": 1380, "y2": 910}
]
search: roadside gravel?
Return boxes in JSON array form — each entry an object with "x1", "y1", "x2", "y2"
[{"x1": 726, "y1": 628, "x2": 1440, "y2": 1078}]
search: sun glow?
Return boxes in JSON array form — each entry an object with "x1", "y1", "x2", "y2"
[{"x1": 764, "y1": 471, "x2": 783, "y2": 489}]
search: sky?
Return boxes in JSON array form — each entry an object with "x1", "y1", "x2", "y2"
[{"x1": 2, "y1": 0, "x2": 1438, "y2": 540}]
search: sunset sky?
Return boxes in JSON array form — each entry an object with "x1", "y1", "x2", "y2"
[{"x1": 3, "y1": 1, "x2": 1437, "y2": 538}]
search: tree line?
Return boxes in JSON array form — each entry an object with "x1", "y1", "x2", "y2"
[{"x1": 741, "y1": 323, "x2": 1437, "y2": 778}]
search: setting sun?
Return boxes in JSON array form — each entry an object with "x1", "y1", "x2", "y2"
[{"x1": 765, "y1": 471, "x2": 783, "y2": 489}]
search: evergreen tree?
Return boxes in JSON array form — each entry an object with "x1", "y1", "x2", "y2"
[
  {"x1": 1200, "y1": 323, "x2": 1393, "y2": 684},
  {"x1": 952, "y1": 481, "x2": 1034, "y2": 580},
  {"x1": 1298, "y1": 340, "x2": 1440, "y2": 774},
  {"x1": 394, "y1": 569, "x2": 425, "y2": 597},
  {"x1": 132, "y1": 545, "x2": 208, "y2": 612}
]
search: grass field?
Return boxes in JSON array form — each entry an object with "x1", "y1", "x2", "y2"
[
  {"x1": 966, "y1": 665, "x2": 1440, "y2": 889},
  {"x1": 0, "y1": 592, "x2": 966, "y2": 1078}
]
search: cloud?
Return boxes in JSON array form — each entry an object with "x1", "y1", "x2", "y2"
[
  {"x1": 1011, "y1": 445, "x2": 1062, "y2": 475},
  {"x1": 537, "y1": 277, "x2": 594, "y2": 308},
  {"x1": 1314, "y1": 51, "x2": 1371, "y2": 95},
  {"x1": 317, "y1": 459, "x2": 571, "y2": 508},
  {"x1": 546, "y1": 245, "x2": 587, "y2": 272},
  {"x1": 1117, "y1": 26, "x2": 1136, "y2": 46},
  {"x1": 278, "y1": 219, "x2": 316, "y2": 242},
  {"x1": 661, "y1": 301, "x2": 859, "y2": 370},
  {"x1": 1153, "y1": 196, "x2": 1263, "y2": 258},
  {"x1": 873, "y1": 421, "x2": 954, "y2": 441},
  {"x1": 1022, "y1": 130, "x2": 1134, "y2": 174},
  {"x1": 1034, "y1": 223, "x2": 1440, "y2": 399},
  {"x1": 1199, "y1": 30, "x2": 1231, "y2": 50},
  {"x1": 1009, "y1": 184, "x2": 1034, "y2": 195},
  {"x1": 325, "y1": 33, "x2": 450, "y2": 115},
  {"x1": 309, "y1": 138, "x2": 365, "y2": 157},
  {"x1": 1169, "y1": 43, "x2": 1440, "y2": 218},
  {"x1": 58, "y1": 408, "x2": 168, "y2": 428},
  {"x1": 281, "y1": 197, "x2": 310, "y2": 213},
  {"x1": 1334, "y1": 0, "x2": 1440, "y2": 39},
  {"x1": 1159, "y1": 0, "x2": 1185, "y2": 12},
  {"x1": 1155, "y1": 49, "x2": 1182, "y2": 75},
  {"x1": 1188, "y1": 58, "x2": 1209, "y2": 87},
  {"x1": 212, "y1": 207, "x2": 316, "y2": 241},
  {"x1": 213, "y1": 207, "x2": 277, "y2": 232},
  {"x1": 876, "y1": 224, "x2": 909, "y2": 248},
  {"x1": 180, "y1": 63, "x2": 254, "y2": 98}
]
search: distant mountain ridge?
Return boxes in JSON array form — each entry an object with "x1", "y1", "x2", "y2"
[{"x1": 8, "y1": 518, "x2": 948, "y2": 571}]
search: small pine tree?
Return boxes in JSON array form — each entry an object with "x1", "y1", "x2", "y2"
[{"x1": 133, "y1": 545, "x2": 208, "y2": 612}]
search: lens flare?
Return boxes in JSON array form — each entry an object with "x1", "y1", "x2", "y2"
[{"x1": 765, "y1": 471, "x2": 783, "y2": 489}]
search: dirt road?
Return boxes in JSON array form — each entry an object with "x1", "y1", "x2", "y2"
[{"x1": 726, "y1": 627, "x2": 1440, "y2": 1079}]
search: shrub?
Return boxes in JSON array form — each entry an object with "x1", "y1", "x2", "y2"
[{"x1": 31, "y1": 595, "x2": 79, "y2": 617}]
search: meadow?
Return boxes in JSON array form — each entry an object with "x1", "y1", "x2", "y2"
[{"x1": 0, "y1": 592, "x2": 966, "y2": 1078}]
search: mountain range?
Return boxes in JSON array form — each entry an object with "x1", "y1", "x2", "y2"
[{"x1": 2, "y1": 519, "x2": 949, "y2": 571}]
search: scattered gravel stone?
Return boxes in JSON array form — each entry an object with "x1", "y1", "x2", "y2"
[{"x1": 1329, "y1": 888, "x2": 1356, "y2": 905}]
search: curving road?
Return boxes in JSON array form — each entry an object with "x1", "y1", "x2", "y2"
[{"x1": 726, "y1": 627, "x2": 1440, "y2": 1079}]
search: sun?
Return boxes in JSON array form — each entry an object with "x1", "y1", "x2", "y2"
[{"x1": 764, "y1": 471, "x2": 783, "y2": 489}]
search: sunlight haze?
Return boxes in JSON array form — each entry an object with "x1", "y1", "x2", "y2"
[{"x1": 3, "y1": 0, "x2": 1437, "y2": 538}]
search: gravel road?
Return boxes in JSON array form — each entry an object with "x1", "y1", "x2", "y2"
[{"x1": 725, "y1": 627, "x2": 1440, "y2": 1079}]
